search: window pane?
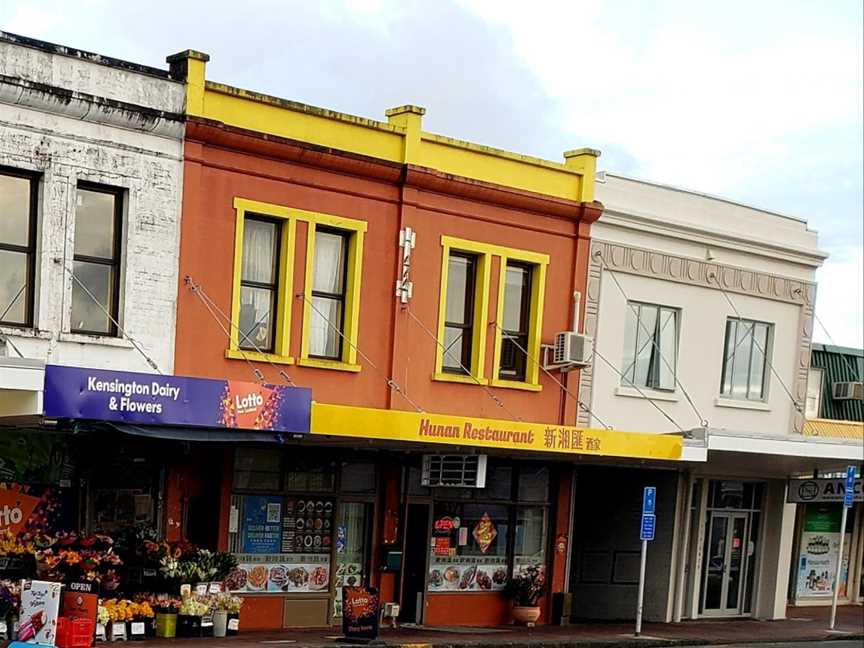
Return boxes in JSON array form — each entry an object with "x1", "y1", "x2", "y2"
[
  {"x1": 445, "y1": 255, "x2": 474, "y2": 324},
  {"x1": 71, "y1": 260, "x2": 113, "y2": 333},
  {"x1": 721, "y1": 320, "x2": 737, "y2": 394},
  {"x1": 633, "y1": 305, "x2": 658, "y2": 387},
  {"x1": 657, "y1": 308, "x2": 677, "y2": 390},
  {"x1": 621, "y1": 303, "x2": 639, "y2": 383},
  {"x1": 242, "y1": 218, "x2": 278, "y2": 284},
  {"x1": 341, "y1": 462, "x2": 376, "y2": 493},
  {"x1": 518, "y1": 465, "x2": 549, "y2": 502},
  {"x1": 309, "y1": 295, "x2": 342, "y2": 358},
  {"x1": 75, "y1": 188, "x2": 117, "y2": 259},
  {"x1": 239, "y1": 285, "x2": 275, "y2": 351},
  {"x1": 514, "y1": 506, "x2": 547, "y2": 574},
  {"x1": 0, "y1": 249, "x2": 28, "y2": 324},
  {"x1": 234, "y1": 447, "x2": 281, "y2": 491},
  {"x1": 0, "y1": 174, "x2": 32, "y2": 246},
  {"x1": 748, "y1": 323, "x2": 768, "y2": 400},
  {"x1": 730, "y1": 321, "x2": 754, "y2": 398},
  {"x1": 313, "y1": 230, "x2": 347, "y2": 295},
  {"x1": 502, "y1": 265, "x2": 529, "y2": 331},
  {"x1": 442, "y1": 325, "x2": 468, "y2": 372},
  {"x1": 484, "y1": 464, "x2": 513, "y2": 500}
]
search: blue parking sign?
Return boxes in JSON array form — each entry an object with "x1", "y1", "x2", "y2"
[
  {"x1": 844, "y1": 466, "x2": 856, "y2": 508},
  {"x1": 643, "y1": 486, "x2": 656, "y2": 515}
]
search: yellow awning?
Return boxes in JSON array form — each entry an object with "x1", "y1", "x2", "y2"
[
  {"x1": 803, "y1": 418, "x2": 864, "y2": 440},
  {"x1": 310, "y1": 403, "x2": 682, "y2": 461}
]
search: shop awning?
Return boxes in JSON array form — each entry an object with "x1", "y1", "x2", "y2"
[{"x1": 108, "y1": 422, "x2": 297, "y2": 443}]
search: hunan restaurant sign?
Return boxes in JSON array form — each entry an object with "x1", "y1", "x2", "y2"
[
  {"x1": 43, "y1": 365, "x2": 311, "y2": 433},
  {"x1": 311, "y1": 404, "x2": 682, "y2": 460}
]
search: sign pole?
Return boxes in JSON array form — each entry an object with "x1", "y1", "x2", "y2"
[
  {"x1": 636, "y1": 486, "x2": 656, "y2": 637},
  {"x1": 829, "y1": 465, "x2": 856, "y2": 631},
  {"x1": 635, "y1": 538, "x2": 647, "y2": 636}
]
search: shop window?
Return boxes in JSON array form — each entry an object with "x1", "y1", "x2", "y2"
[
  {"x1": 71, "y1": 183, "x2": 123, "y2": 336},
  {"x1": 720, "y1": 318, "x2": 773, "y2": 401},
  {"x1": 491, "y1": 251, "x2": 548, "y2": 391},
  {"x1": 514, "y1": 506, "x2": 547, "y2": 574},
  {"x1": 285, "y1": 457, "x2": 336, "y2": 492},
  {"x1": 234, "y1": 447, "x2": 282, "y2": 491},
  {"x1": 238, "y1": 216, "x2": 282, "y2": 353},
  {"x1": 0, "y1": 167, "x2": 38, "y2": 327},
  {"x1": 407, "y1": 465, "x2": 431, "y2": 496},
  {"x1": 300, "y1": 216, "x2": 366, "y2": 372},
  {"x1": 429, "y1": 502, "x2": 510, "y2": 592},
  {"x1": 340, "y1": 461, "x2": 376, "y2": 493},
  {"x1": 621, "y1": 302, "x2": 679, "y2": 391},
  {"x1": 517, "y1": 465, "x2": 549, "y2": 502},
  {"x1": 333, "y1": 502, "x2": 372, "y2": 618}
]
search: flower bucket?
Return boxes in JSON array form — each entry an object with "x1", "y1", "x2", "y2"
[
  {"x1": 226, "y1": 613, "x2": 240, "y2": 636},
  {"x1": 212, "y1": 610, "x2": 228, "y2": 638},
  {"x1": 155, "y1": 612, "x2": 177, "y2": 638}
]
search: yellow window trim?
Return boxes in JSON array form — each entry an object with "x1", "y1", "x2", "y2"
[
  {"x1": 491, "y1": 250, "x2": 549, "y2": 392},
  {"x1": 434, "y1": 236, "x2": 493, "y2": 383},
  {"x1": 230, "y1": 197, "x2": 296, "y2": 361},
  {"x1": 300, "y1": 211, "x2": 367, "y2": 372}
]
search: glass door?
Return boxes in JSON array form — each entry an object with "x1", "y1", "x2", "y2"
[
  {"x1": 702, "y1": 512, "x2": 749, "y2": 615},
  {"x1": 332, "y1": 502, "x2": 372, "y2": 621}
]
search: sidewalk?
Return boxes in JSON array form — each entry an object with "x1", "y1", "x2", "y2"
[{"x1": 21, "y1": 604, "x2": 858, "y2": 648}]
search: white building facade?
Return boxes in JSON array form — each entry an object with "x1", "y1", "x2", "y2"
[
  {"x1": 0, "y1": 32, "x2": 185, "y2": 415},
  {"x1": 568, "y1": 173, "x2": 861, "y2": 622}
]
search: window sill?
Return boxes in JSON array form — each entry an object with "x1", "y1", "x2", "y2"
[
  {"x1": 0, "y1": 326, "x2": 52, "y2": 341},
  {"x1": 490, "y1": 378, "x2": 542, "y2": 392},
  {"x1": 298, "y1": 357, "x2": 362, "y2": 372},
  {"x1": 615, "y1": 385, "x2": 680, "y2": 402},
  {"x1": 714, "y1": 397, "x2": 771, "y2": 412},
  {"x1": 225, "y1": 349, "x2": 295, "y2": 365},
  {"x1": 59, "y1": 332, "x2": 132, "y2": 348},
  {"x1": 433, "y1": 372, "x2": 489, "y2": 386}
]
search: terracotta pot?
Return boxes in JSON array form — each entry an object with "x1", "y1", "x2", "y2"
[{"x1": 511, "y1": 605, "x2": 541, "y2": 625}]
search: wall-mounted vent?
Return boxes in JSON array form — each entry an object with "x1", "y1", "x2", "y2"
[
  {"x1": 832, "y1": 381, "x2": 863, "y2": 401},
  {"x1": 421, "y1": 454, "x2": 488, "y2": 488}
]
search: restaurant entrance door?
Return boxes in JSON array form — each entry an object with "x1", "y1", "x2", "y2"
[{"x1": 399, "y1": 503, "x2": 430, "y2": 624}]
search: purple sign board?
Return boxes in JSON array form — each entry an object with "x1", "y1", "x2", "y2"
[{"x1": 43, "y1": 365, "x2": 311, "y2": 433}]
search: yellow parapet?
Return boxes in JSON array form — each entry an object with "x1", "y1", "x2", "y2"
[
  {"x1": 310, "y1": 403, "x2": 683, "y2": 461},
  {"x1": 168, "y1": 51, "x2": 599, "y2": 203}
]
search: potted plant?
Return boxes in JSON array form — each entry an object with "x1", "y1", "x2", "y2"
[{"x1": 503, "y1": 565, "x2": 545, "y2": 626}]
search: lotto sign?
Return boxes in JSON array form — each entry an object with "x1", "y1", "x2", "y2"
[{"x1": 0, "y1": 490, "x2": 40, "y2": 536}]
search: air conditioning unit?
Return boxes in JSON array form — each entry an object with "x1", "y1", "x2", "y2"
[
  {"x1": 421, "y1": 454, "x2": 487, "y2": 488},
  {"x1": 832, "y1": 381, "x2": 863, "y2": 401},
  {"x1": 553, "y1": 332, "x2": 593, "y2": 367}
]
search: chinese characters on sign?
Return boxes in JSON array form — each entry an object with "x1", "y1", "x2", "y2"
[{"x1": 543, "y1": 427, "x2": 602, "y2": 451}]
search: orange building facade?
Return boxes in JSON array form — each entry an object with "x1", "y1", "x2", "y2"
[{"x1": 165, "y1": 50, "x2": 680, "y2": 630}]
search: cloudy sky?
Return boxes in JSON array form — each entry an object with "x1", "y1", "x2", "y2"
[{"x1": 3, "y1": 0, "x2": 862, "y2": 346}]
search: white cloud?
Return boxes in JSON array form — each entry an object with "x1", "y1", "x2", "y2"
[{"x1": 814, "y1": 246, "x2": 864, "y2": 348}]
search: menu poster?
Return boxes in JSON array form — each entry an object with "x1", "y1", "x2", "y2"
[
  {"x1": 19, "y1": 580, "x2": 62, "y2": 645},
  {"x1": 428, "y1": 558, "x2": 507, "y2": 592},
  {"x1": 281, "y1": 498, "x2": 334, "y2": 555},
  {"x1": 342, "y1": 586, "x2": 380, "y2": 641},
  {"x1": 231, "y1": 555, "x2": 330, "y2": 593},
  {"x1": 242, "y1": 495, "x2": 282, "y2": 554},
  {"x1": 796, "y1": 505, "x2": 853, "y2": 598}
]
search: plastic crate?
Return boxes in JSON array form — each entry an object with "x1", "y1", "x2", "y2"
[{"x1": 56, "y1": 617, "x2": 96, "y2": 648}]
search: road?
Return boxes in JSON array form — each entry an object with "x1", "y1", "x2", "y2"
[{"x1": 678, "y1": 641, "x2": 863, "y2": 648}]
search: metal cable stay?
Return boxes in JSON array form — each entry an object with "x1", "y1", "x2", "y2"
[
  {"x1": 595, "y1": 250, "x2": 708, "y2": 428},
  {"x1": 184, "y1": 276, "x2": 295, "y2": 387},
  {"x1": 0, "y1": 283, "x2": 26, "y2": 358},
  {"x1": 298, "y1": 292, "x2": 425, "y2": 413},
  {"x1": 487, "y1": 320, "x2": 614, "y2": 431},
  {"x1": 403, "y1": 305, "x2": 524, "y2": 422},
  {"x1": 707, "y1": 271, "x2": 804, "y2": 415},
  {"x1": 66, "y1": 267, "x2": 164, "y2": 374}
]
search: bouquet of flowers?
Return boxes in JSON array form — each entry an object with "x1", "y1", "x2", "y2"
[
  {"x1": 214, "y1": 592, "x2": 243, "y2": 614},
  {"x1": 213, "y1": 551, "x2": 239, "y2": 581},
  {"x1": 503, "y1": 565, "x2": 546, "y2": 607},
  {"x1": 102, "y1": 599, "x2": 135, "y2": 622},
  {"x1": 179, "y1": 594, "x2": 211, "y2": 617},
  {"x1": 0, "y1": 579, "x2": 21, "y2": 618},
  {"x1": 97, "y1": 604, "x2": 110, "y2": 626}
]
